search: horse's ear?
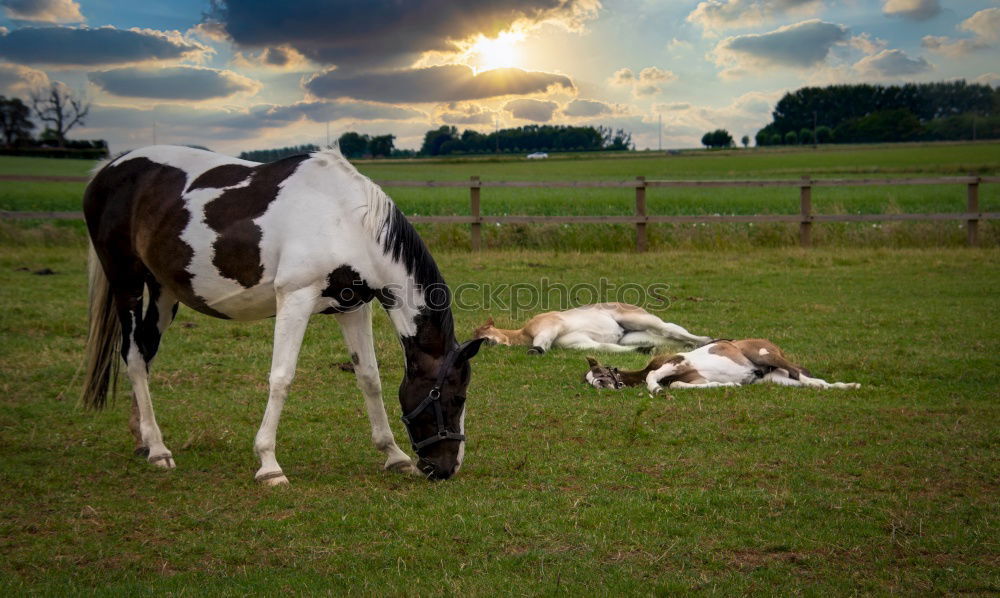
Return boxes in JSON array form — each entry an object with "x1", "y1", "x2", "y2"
[
  {"x1": 485, "y1": 316, "x2": 494, "y2": 327},
  {"x1": 456, "y1": 338, "x2": 487, "y2": 362},
  {"x1": 586, "y1": 356, "x2": 600, "y2": 368}
]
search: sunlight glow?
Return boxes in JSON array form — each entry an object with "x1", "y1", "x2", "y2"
[{"x1": 469, "y1": 31, "x2": 525, "y2": 73}]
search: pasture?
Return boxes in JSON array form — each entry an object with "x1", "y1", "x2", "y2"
[
  {"x1": 2, "y1": 141, "x2": 999, "y2": 250},
  {"x1": 1, "y1": 243, "x2": 998, "y2": 594},
  {"x1": 0, "y1": 142, "x2": 998, "y2": 593}
]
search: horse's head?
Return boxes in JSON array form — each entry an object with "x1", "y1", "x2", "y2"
[
  {"x1": 472, "y1": 317, "x2": 508, "y2": 346},
  {"x1": 583, "y1": 356, "x2": 625, "y2": 389},
  {"x1": 399, "y1": 338, "x2": 486, "y2": 480}
]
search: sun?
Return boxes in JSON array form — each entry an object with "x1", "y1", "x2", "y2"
[{"x1": 469, "y1": 31, "x2": 525, "y2": 73}]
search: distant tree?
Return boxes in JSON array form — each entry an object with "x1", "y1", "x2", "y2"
[
  {"x1": 338, "y1": 131, "x2": 370, "y2": 158},
  {"x1": 815, "y1": 125, "x2": 834, "y2": 144},
  {"x1": 367, "y1": 134, "x2": 395, "y2": 158},
  {"x1": 420, "y1": 125, "x2": 458, "y2": 156},
  {"x1": 600, "y1": 126, "x2": 633, "y2": 150},
  {"x1": 30, "y1": 83, "x2": 89, "y2": 147},
  {"x1": 799, "y1": 128, "x2": 815, "y2": 145},
  {"x1": 741, "y1": 134, "x2": 750, "y2": 148},
  {"x1": 784, "y1": 130, "x2": 798, "y2": 145},
  {"x1": 701, "y1": 129, "x2": 734, "y2": 149},
  {"x1": 0, "y1": 96, "x2": 34, "y2": 146}
]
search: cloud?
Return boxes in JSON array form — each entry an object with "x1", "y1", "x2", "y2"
[
  {"x1": 609, "y1": 66, "x2": 676, "y2": 96},
  {"x1": 232, "y1": 46, "x2": 309, "y2": 70},
  {"x1": 960, "y1": 8, "x2": 1000, "y2": 43},
  {"x1": 437, "y1": 103, "x2": 495, "y2": 125},
  {"x1": 654, "y1": 102, "x2": 691, "y2": 111},
  {"x1": 881, "y1": 0, "x2": 940, "y2": 22},
  {"x1": 0, "y1": 26, "x2": 209, "y2": 66},
  {"x1": 854, "y1": 49, "x2": 931, "y2": 77},
  {"x1": 504, "y1": 98, "x2": 558, "y2": 121},
  {"x1": 562, "y1": 98, "x2": 612, "y2": 117},
  {"x1": 84, "y1": 100, "x2": 425, "y2": 140},
  {"x1": 206, "y1": 0, "x2": 600, "y2": 70},
  {"x1": 0, "y1": 62, "x2": 48, "y2": 93},
  {"x1": 921, "y1": 8, "x2": 998, "y2": 57},
  {"x1": 89, "y1": 66, "x2": 261, "y2": 100},
  {"x1": 1, "y1": 0, "x2": 83, "y2": 23},
  {"x1": 687, "y1": 0, "x2": 823, "y2": 32},
  {"x1": 712, "y1": 19, "x2": 848, "y2": 75},
  {"x1": 305, "y1": 64, "x2": 573, "y2": 103}
]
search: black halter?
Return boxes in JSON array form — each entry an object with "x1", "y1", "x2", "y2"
[{"x1": 400, "y1": 349, "x2": 466, "y2": 452}]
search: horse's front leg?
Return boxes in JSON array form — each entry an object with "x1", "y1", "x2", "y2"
[
  {"x1": 335, "y1": 303, "x2": 418, "y2": 476},
  {"x1": 254, "y1": 287, "x2": 316, "y2": 486}
]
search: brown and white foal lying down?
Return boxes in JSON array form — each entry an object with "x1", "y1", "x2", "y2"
[
  {"x1": 474, "y1": 302, "x2": 712, "y2": 354},
  {"x1": 585, "y1": 338, "x2": 860, "y2": 393}
]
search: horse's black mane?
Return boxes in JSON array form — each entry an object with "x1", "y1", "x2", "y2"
[{"x1": 381, "y1": 205, "x2": 455, "y2": 342}]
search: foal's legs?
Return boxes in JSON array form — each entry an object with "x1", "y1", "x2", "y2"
[
  {"x1": 762, "y1": 370, "x2": 860, "y2": 389},
  {"x1": 253, "y1": 287, "x2": 317, "y2": 485},
  {"x1": 117, "y1": 276, "x2": 177, "y2": 468},
  {"x1": 335, "y1": 303, "x2": 416, "y2": 475},
  {"x1": 555, "y1": 332, "x2": 636, "y2": 353},
  {"x1": 616, "y1": 313, "x2": 712, "y2": 347}
]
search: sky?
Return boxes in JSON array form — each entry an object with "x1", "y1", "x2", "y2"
[{"x1": 0, "y1": 0, "x2": 997, "y2": 155}]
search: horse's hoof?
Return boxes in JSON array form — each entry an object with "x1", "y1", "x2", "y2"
[
  {"x1": 385, "y1": 459, "x2": 420, "y2": 476},
  {"x1": 636, "y1": 345, "x2": 654, "y2": 354},
  {"x1": 148, "y1": 453, "x2": 175, "y2": 469},
  {"x1": 528, "y1": 346, "x2": 545, "y2": 355},
  {"x1": 255, "y1": 471, "x2": 289, "y2": 486}
]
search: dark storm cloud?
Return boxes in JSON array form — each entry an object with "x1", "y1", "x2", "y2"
[
  {"x1": 0, "y1": 26, "x2": 207, "y2": 66},
  {"x1": 89, "y1": 66, "x2": 260, "y2": 100},
  {"x1": 305, "y1": 64, "x2": 574, "y2": 103},
  {"x1": 206, "y1": 0, "x2": 594, "y2": 69},
  {"x1": 716, "y1": 19, "x2": 848, "y2": 68}
]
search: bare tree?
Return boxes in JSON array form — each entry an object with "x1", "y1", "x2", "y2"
[{"x1": 30, "y1": 83, "x2": 89, "y2": 147}]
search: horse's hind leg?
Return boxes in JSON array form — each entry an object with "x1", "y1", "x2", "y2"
[
  {"x1": 335, "y1": 303, "x2": 417, "y2": 475},
  {"x1": 616, "y1": 313, "x2": 712, "y2": 347},
  {"x1": 122, "y1": 276, "x2": 178, "y2": 468}
]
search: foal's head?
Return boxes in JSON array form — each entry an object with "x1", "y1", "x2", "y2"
[
  {"x1": 583, "y1": 356, "x2": 625, "y2": 389},
  {"x1": 472, "y1": 317, "x2": 509, "y2": 346},
  {"x1": 399, "y1": 338, "x2": 486, "y2": 480}
]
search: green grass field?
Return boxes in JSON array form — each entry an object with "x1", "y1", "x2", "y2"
[
  {"x1": 0, "y1": 143, "x2": 997, "y2": 593},
  {"x1": 1, "y1": 243, "x2": 997, "y2": 594},
  {"x1": 1, "y1": 142, "x2": 998, "y2": 250}
]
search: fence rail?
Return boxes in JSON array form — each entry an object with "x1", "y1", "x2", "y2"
[{"x1": 3, "y1": 174, "x2": 997, "y2": 250}]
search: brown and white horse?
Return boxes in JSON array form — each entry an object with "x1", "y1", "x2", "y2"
[
  {"x1": 82, "y1": 145, "x2": 484, "y2": 483},
  {"x1": 584, "y1": 338, "x2": 860, "y2": 393},
  {"x1": 474, "y1": 303, "x2": 711, "y2": 354}
]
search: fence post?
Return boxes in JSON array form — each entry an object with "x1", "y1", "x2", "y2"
[
  {"x1": 635, "y1": 176, "x2": 647, "y2": 253},
  {"x1": 799, "y1": 175, "x2": 813, "y2": 248},
  {"x1": 470, "y1": 175, "x2": 481, "y2": 251},
  {"x1": 967, "y1": 176, "x2": 980, "y2": 247}
]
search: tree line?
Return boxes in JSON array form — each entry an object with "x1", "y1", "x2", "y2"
[
  {"x1": 418, "y1": 124, "x2": 632, "y2": 156},
  {"x1": 754, "y1": 80, "x2": 999, "y2": 146}
]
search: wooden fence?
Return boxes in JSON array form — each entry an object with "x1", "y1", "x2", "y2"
[{"x1": 2, "y1": 174, "x2": 997, "y2": 251}]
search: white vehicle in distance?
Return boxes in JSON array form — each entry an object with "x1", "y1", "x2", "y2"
[{"x1": 526, "y1": 152, "x2": 548, "y2": 159}]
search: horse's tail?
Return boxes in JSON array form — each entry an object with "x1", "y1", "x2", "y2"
[{"x1": 81, "y1": 242, "x2": 120, "y2": 410}]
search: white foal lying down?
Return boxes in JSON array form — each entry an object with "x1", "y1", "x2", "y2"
[
  {"x1": 585, "y1": 338, "x2": 860, "y2": 393},
  {"x1": 474, "y1": 302, "x2": 712, "y2": 354}
]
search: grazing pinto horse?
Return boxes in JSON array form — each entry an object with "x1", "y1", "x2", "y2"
[
  {"x1": 82, "y1": 145, "x2": 484, "y2": 483},
  {"x1": 474, "y1": 303, "x2": 711, "y2": 354},
  {"x1": 584, "y1": 338, "x2": 860, "y2": 393}
]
